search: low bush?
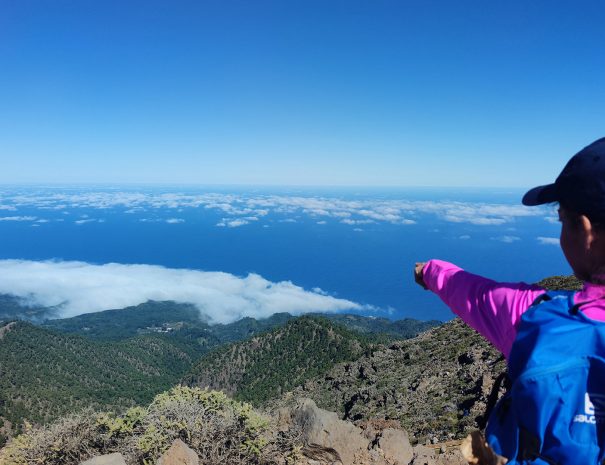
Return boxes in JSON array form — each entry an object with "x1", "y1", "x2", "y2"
[{"x1": 0, "y1": 386, "x2": 298, "y2": 465}]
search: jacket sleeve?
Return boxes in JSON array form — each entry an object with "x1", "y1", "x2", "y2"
[{"x1": 422, "y1": 259, "x2": 545, "y2": 358}]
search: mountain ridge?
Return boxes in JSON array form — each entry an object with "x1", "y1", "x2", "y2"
[
  {"x1": 0, "y1": 274, "x2": 581, "y2": 449},
  {"x1": 0, "y1": 303, "x2": 437, "y2": 443},
  {"x1": 184, "y1": 316, "x2": 373, "y2": 405}
]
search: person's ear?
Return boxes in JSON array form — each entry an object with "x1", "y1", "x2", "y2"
[{"x1": 580, "y1": 214, "x2": 598, "y2": 250}]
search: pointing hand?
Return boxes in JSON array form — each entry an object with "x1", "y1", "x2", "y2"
[{"x1": 414, "y1": 262, "x2": 428, "y2": 290}]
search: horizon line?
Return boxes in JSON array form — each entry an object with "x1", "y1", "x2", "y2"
[{"x1": 0, "y1": 182, "x2": 530, "y2": 191}]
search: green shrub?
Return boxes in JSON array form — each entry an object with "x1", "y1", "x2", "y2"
[{"x1": 0, "y1": 387, "x2": 295, "y2": 465}]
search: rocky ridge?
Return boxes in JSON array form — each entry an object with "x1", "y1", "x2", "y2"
[{"x1": 274, "y1": 318, "x2": 505, "y2": 444}]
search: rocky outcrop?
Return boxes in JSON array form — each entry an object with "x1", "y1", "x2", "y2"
[
  {"x1": 0, "y1": 322, "x2": 15, "y2": 340},
  {"x1": 289, "y1": 398, "x2": 373, "y2": 464},
  {"x1": 80, "y1": 453, "x2": 127, "y2": 465},
  {"x1": 157, "y1": 439, "x2": 199, "y2": 465},
  {"x1": 275, "y1": 319, "x2": 506, "y2": 444},
  {"x1": 409, "y1": 445, "x2": 467, "y2": 465},
  {"x1": 378, "y1": 428, "x2": 414, "y2": 465},
  {"x1": 78, "y1": 440, "x2": 200, "y2": 465},
  {"x1": 283, "y1": 398, "x2": 464, "y2": 465}
]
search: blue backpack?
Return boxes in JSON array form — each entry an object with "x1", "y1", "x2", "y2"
[{"x1": 485, "y1": 290, "x2": 605, "y2": 464}]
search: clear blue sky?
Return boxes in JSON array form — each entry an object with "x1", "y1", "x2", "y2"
[{"x1": 1, "y1": 1, "x2": 604, "y2": 187}]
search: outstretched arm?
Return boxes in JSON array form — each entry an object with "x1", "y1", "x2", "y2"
[{"x1": 416, "y1": 259, "x2": 545, "y2": 358}]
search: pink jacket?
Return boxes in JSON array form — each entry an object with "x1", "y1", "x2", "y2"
[{"x1": 423, "y1": 259, "x2": 605, "y2": 358}]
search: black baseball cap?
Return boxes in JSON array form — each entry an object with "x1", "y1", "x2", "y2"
[{"x1": 522, "y1": 137, "x2": 605, "y2": 221}]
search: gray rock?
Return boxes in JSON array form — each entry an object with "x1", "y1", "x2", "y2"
[
  {"x1": 409, "y1": 444, "x2": 466, "y2": 465},
  {"x1": 283, "y1": 397, "x2": 472, "y2": 465},
  {"x1": 157, "y1": 439, "x2": 199, "y2": 465},
  {"x1": 292, "y1": 398, "x2": 366, "y2": 464},
  {"x1": 436, "y1": 450, "x2": 467, "y2": 465},
  {"x1": 80, "y1": 453, "x2": 127, "y2": 465},
  {"x1": 378, "y1": 428, "x2": 413, "y2": 465},
  {"x1": 410, "y1": 445, "x2": 437, "y2": 465}
]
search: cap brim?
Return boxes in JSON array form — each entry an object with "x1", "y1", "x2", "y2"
[{"x1": 522, "y1": 184, "x2": 558, "y2": 206}]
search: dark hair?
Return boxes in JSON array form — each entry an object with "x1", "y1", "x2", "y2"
[{"x1": 558, "y1": 202, "x2": 605, "y2": 230}]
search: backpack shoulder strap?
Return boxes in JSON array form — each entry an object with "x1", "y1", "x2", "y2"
[
  {"x1": 478, "y1": 366, "x2": 510, "y2": 430},
  {"x1": 523, "y1": 290, "x2": 576, "y2": 317},
  {"x1": 528, "y1": 289, "x2": 600, "y2": 317}
]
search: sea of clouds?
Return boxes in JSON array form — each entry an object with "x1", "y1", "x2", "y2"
[
  {"x1": 0, "y1": 189, "x2": 555, "y2": 229},
  {"x1": 0, "y1": 189, "x2": 561, "y2": 322},
  {"x1": 0, "y1": 259, "x2": 363, "y2": 323}
]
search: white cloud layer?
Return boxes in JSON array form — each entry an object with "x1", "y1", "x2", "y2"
[
  {"x1": 491, "y1": 235, "x2": 521, "y2": 243},
  {"x1": 216, "y1": 218, "x2": 249, "y2": 228},
  {"x1": 0, "y1": 190, "x2": 548, "y2": 228},
  {"x1": 0, "y1": 216, "x2": 37, "y2": 221},
  {"x1": 0, "y1": 260, "x2": 361, "y2": 323},
  {"x1": 537, "y1": 236, "x2": 559, "y2": 246}
]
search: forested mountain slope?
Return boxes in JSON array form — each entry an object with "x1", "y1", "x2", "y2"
[
  {"x1": 0, "y1": 295, "x2": 55, "y2": 321},
  {"x1": 0, "y1": 322, "x2": 204, "y2": 436},
  {"x1": 0, "y1": 307, "x2": 438, "y2": 443},
  {"x1": 184, "y1": 316, "x2": 372, "y2": 405}
]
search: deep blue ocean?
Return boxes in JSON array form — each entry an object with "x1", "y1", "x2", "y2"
[{"x1": 0, "y1": 186, "x2": 568, "y2": 321}]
